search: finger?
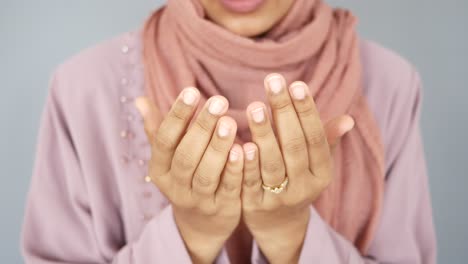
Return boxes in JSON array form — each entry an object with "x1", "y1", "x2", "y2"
[
  {"x1": 215, "y1": 144, "x2": 244, "y2": 200},
  {"x1": 288, "y1": 81, "x2": 331, "y2": 178},
  {"x1": 264, "y1": 73, "x2": 309, "y2": 175},
  {"x1": 193, "y1": 116, "x2": 237, "y2": 196},
  {"x1": 324, "y1": 115, "x2": 355, "y2": 154},
  {"x1": 135, "y1": 88, "x2": 199, "y2": 175},
  {"x1": 241, "y1": 143, "x2": 263, "y2": 203},
  {"x1": 171, "y1": 96, "x2": 229, "y2": 188},
  {"x1": 246, "y1": 101, "x2": 285, "y2": 187},
  {"x1": 134, "y1": 97, "x2": 162, "y2": 143}
]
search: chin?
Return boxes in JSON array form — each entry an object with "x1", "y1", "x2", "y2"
[
  {"x1": 220, "y1": 17, "x2": 275, "y2": 37},
  {"x1": 200, "y1": 0, "x2": 294, "y2": 37}
]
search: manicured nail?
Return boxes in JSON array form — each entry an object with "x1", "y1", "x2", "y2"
[
  {"x1": 182, "y1": 88, "x2": 198, "y2": 106},
  {"x1": 208, "y1": 98, "x2": 225, "y2": 115},
  {"x1": 229, "y1": 150, "x2": 239, "y2": 162},
  {"x1": 218, "y1": 121, "x2": 231, "y2": 138},
  {"x1": 245, "y1": 149, "x2": 256, "y2": 161},
  {"x1": 268, "y1": 75, "x2": 283, "y2": 94},
  {"x1": 251, "y1": 107, "x2": 265, "y2": 123},
  {"x1": 291, "y1": 83, "x2": 306, "y2": 100}
]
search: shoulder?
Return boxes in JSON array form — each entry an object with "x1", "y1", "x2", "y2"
[
  {"x1": 359, "y1": 39, "x2": 423, "y2": 171},
  {"x1": 44, "y1": 30, "x2": 146, "y2": 159},
  {"x1": 359, "y1": 39, "x2": 422, "y2": 112},
  {"x1": 52, "y1": 31, "x2": 142, "y2": 101},
  {"x1": 48, "y1": 30, "x2": 144, "y2": 124}
]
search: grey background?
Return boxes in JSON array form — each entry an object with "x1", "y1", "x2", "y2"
[{"x1": 1, "y1": 0, "x2": 467, "y2": 262}]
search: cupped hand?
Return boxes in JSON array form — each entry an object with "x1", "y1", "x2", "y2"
[
  {"x1": 241, "y1": 74, "x2": 354, "y2": 263},
  {"x1": 135, "y1": 89, "x2": 244, "y2": 264}
]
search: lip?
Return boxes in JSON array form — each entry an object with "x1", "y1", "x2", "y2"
[{"x1": 220, "y1": 0, "x2": 265, "y2": 13}]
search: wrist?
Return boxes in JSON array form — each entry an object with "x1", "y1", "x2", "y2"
[
  {"x1": 253, "y1": 209, "x2": 310, "y2": 264},
  {"x1": 187, "y1": 245, "x2": 221, "y2": 264},
  {"x1": 183, "y1": 234, "x2": 226, "y2": 264},
  {"x1": 173, "y1": 213, "x2": 227, "y2": 264}
]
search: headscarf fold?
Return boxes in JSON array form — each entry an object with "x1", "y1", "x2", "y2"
[{"x1": 142, "y1": 0, "x2": 384, "y2": 254}]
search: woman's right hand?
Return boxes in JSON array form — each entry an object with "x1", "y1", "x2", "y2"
[{"x1": 135, "y1": 88, "x2": 244, "y2": 264}]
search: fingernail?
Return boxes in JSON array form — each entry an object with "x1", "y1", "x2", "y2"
[
  {"x1": 268, "y1": 75, "x2": 283, "y2": 94},
  {"x1": 218, "y1": 121, "x2": 231, "y2": 138},
  {"x1": 229, "y1": 150, "x2": 239, "y2": 162},
  {"x1": 134, "y1": 98, "x2": 149, "y2": 117},
  {"x1": 251, "y1": 107, "x2": 265, "y2": 123},
  {"x1": 245, "y1": 149, "x2": 256, "y2": 161},
  {"x1": 340, "y1": 117, "x2": 355, "y2": 133},
  {"x1": 182, "y1": 88, "x2": 198, "y2": 106},
  {"x1": 209, "y1": 98, "x2": 226, "y2": 115},
  {"x1": 291, "y1": 83, "x2": 306, "y2": 100}
]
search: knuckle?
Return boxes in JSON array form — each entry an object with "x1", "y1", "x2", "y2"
[
  {"x1": 262, "y1": 159, "x2": 284, "y2": 175},
  {"x1": 193, "y1": 112, "x2": 216, "y2": 136},
  {"x1": 194, "y1": 170, "x2": 215, "y2": 188},
  {"x1": 271, "y1": 97, "x2": 292, "y2": 112},
  {"x1": 244, "y1": 159, "x2": 259, "y2": 172},
  {"x1": 169, "y1": 101, "x2": 192, "y2": 121},
  {"x1": 252, "y1": 126, "x2": 273, "y2": 140},
  {"x1": 172, "y1": 150, "x2": 197, "y2": 171},
  {"x1": 208, "y1": 138, "x2": 229, "y2": 154},
  {"x1": 305, "y1": 129, "x2": 327, "y2": 147},
  {"x1": 221, "y1": 181, "x2": 238, "y2": 193},
  {"x1": 153, "y1": 130, "x2": 177, "y2": 151},
  {"x1": 243, "y1": 166, "x2": 261, "y2": 187},
  {"x1": 224, "y1": 163, "x2": 241, "y2": 176},
  {"x1": 283, "y1": 137, "x2": 307, "y2": 154},
  {"x1": 243, "y1": 176, "x2": 261, "y2": 188},
  {"x1": 285, "y1": 155, "x2": 309, "y2": 174},
  {"x1": 173, "y1": 173, "x2": 191, "y2": 186},
  {"x1": 296, "y1": 103, "x2": 317, "y2": 117}
]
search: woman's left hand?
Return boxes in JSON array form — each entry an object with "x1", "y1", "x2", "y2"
[{"x1": 242, "y1": 74, "x2": 354, "y2": 263}]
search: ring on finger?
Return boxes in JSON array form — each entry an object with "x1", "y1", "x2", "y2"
[{"x1": 262, "y1": 176, "x2": 289, "y2": 194}]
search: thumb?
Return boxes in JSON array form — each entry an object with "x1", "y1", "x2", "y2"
[
  {"x1": 324, "y1": 115, "x2": 355, "y2": 154},
  {"x1": 134, "y1": 96, "x2": 162, "y2": 143}
]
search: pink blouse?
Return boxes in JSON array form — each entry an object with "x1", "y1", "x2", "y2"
[{"x1": 21, "y1": 30, "x2": 437, "y2": 263}]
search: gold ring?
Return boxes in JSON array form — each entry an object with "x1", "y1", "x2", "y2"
[{"x1": 262, "y1": 177, "x2": 289, "y2": 194}]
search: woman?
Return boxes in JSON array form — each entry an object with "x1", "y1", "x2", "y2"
[{"x1": 21, "y1": 0, "x2": 437, "y2": 263}]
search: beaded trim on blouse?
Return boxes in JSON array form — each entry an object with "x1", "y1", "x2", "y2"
[{"x1": 117, "y1": 31, "x2": 169, "y2": 229}]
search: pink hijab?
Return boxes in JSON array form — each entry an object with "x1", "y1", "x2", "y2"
[{"x1": 142, "y1": 0, "x2": 384, "y2": 254}]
